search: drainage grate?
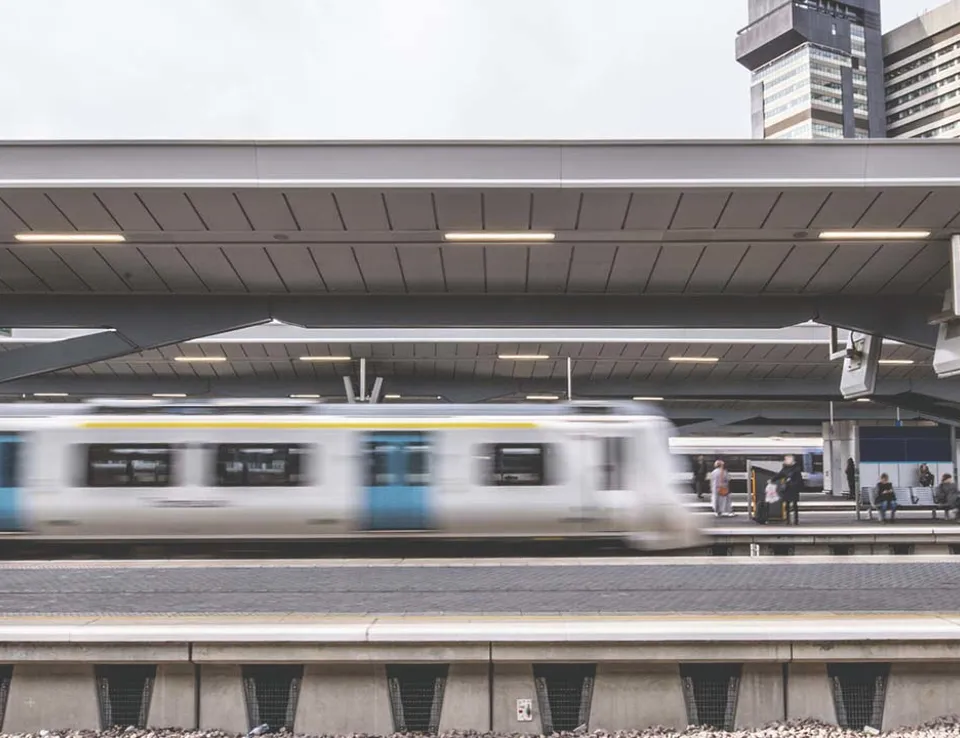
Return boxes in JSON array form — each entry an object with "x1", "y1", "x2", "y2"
[
  {"x1": 679, "y1": 663, "x2": 742, "y2": 731},
  {"x1": 95, "y1": 665, "x2": 156, "y2": 729},
  {"x1": 241, "y1": 665, "x2": 303, "y2": 732},
  {"x1": 891, "y1": 544, "x2": 914, "y2": 556},
  {"x1": 827, "y1": 664, "x2": 889, "y2": 731},
  {"x1": 0, "y1": 665, "x2": 11, "y2": 729},
  {"x1": 830, "y1": 544, "x2": 854, "y2": 556},
  {"x1": 533, "y1": 664, "x2": 596, "y2": 733},
  {"x1": 386, "y1": 664, "x2": 448, "y2": 733}
]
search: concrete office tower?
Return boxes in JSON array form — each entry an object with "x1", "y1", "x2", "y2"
[
  {"x1": 736, "y1": 0, "x2": 886, "y2": 139},
  {"x1": 884, "y1": 1, "x2": 960, "y2": 139}
]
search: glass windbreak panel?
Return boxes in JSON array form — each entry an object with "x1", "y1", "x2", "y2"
[
  {"x1": 489, "y1": 444, "x2": 549, "y2": 486},
  {"x1": 365, "y1": 443, "x2": 396, "y2": 487},
  {"x1": 216, "y1": 444, "x2": 307, "y2": 487},
  {"x1": 86, "y1": 444, "x2": 172, "y2": 487}
]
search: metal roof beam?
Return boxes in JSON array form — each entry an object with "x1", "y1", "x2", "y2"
[{"x1": 0, "y1": 294, "x2": 939, "y2": 348}]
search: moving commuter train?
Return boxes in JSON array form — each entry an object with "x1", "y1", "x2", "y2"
[{"x1": 0, "y1": 399, "x2": 703, "y2": 551}]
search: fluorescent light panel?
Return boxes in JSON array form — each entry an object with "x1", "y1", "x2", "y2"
[
  {"x1": 499, "y1": 354, "x2": 550, "y2": 360},
  {"x1": 444, "y1": 232, "x2": 555, "y2": 242},
  {"x1": 633, "y1": 396, "x2": 664, "y2": 401},
  {"x1": 299, "y1": 355, "x2": 352, "y2": 362},
  {"x1": 173, "y1": 356, "x2": 227, "y2": 363},
  {"x1": 289, "y1": 393, "x2": 321, "y2": 399},
  {"x1": 384, "y1": 394, "x2": 402, "y2": 400},
  {"x1": 879, "y1": 359, "x2": 914, "y2": 365},
  {"x1": 668, "y1": 356, "x2": 719, "y2": 363},
  {"x1": 33, "y1": 392, "x2": 68, "y2": 397},
  {"x1": 526, "y1": 394, "x2": 559, "y2": 401},
  {"x1": 15, "y1": 233, "x2": 126, "y2": 243},
  {"x1": 152, "y1": 393, "x2": 187, "y2": 398},
  {"x1": 819, "y1": 230, "x2": 931, "y2": 240}
]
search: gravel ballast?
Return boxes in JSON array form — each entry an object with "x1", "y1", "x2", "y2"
[{"x1": 8, "y1": 719, "x2": 960, "y2": 738}]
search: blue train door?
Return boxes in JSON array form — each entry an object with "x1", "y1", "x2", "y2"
[
  {"x1": 363, "y1": 431, "x2": 431, "y2": 530},
  {"x1": 0, "y1": 435, "x2": 21, "y2": 531}
]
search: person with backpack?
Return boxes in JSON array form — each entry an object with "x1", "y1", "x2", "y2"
[{"x1": 771, "y1": 455, "x2": 803, "y2": 525}]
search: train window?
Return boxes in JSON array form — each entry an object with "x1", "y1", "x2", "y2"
[
  {"x1": 85, "y1": 444, "x2": 172, "y2": 487},
  {"x1": 215, "y1": 444, "x2": 308, "y2": 487},
  {"x1": 485, "y1": 444, "x2": 551, "y2": 486},
  {"x1": 600, "y1": 437, "x2": 627, "y2": 490}
]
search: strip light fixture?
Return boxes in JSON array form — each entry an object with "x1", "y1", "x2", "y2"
[
  {"x1": 289, "y1": 393, "x2": 321, "y2": 399},
  {"x1": 499, "y1": 353, "x2": 550, "y2": 360},
  {"x1": 174, "y1": 356, "x2": 227, "y2": 363},
  {"x1": 818, "y1": 230, "x2": 931, "y2": 240},
  {"x1": 444, "y1": 232, "x2": 556, "y2": 242},
  {"x1": 633, "y1": 396, "x2": 664, "y2": 401},
  {"x1": 152, "y1": 393, "x2": 187, "y2": 398},
  {"x1": 668, "y1": 356, "x2": 719, "y2": 363},
  {"x1": 299, "y1": 355, "x2": 352, "y2": 362},
  {"x1": 526, "y1": 394, "x2": 560, "y2": 401},
  {"x1": 15, "y1": 233, "x2": 126, "y2": 243},
  {"x1": 878, "y1": 359, "x2": 915, "y2": 365},
  {"x1": 384, "y1": 394, "x2": 402, "y2": 400},
  {"x1": 33, "y1": 392, "x2": 68, "y2": 397}
]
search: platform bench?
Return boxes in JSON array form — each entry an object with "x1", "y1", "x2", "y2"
[{"x1": 858, "y1": 485, "x2": 953, "y2": 520}]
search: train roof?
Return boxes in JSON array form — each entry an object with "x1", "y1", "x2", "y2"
[{"x1": 0, "y1": 399, "x2": 666, "y2": 419}]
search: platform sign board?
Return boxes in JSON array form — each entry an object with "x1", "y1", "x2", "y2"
[{"x1": 839, "y1": 333, "x2": 881, "y2": 400}]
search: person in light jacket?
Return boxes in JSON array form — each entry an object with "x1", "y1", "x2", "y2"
[{"x1": 710, "y1": 460, "x2": 735, "y2": 518}]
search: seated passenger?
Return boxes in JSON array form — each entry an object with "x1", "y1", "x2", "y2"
[
  {"x1": 919, "y1": 463, "x2": 935, "y2": 488},
  {"x1": 875, "y1": 473, "x2": 896, "y2": 523},
  {"x1": 935, "y1": 473, "x2": 959, "y2": 518}
]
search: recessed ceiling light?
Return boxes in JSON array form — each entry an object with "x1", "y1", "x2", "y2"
[
  {"x1": 856, "y1": 398, "x2": 871, "y2": 403},
  {"x1": 818, "y1": 230, "x2": 931, "y2": 240},
  {"x1": 668, "y1": 356, "x2": 719, "y2": 363},
  {"x1": 633, "y1": 396, "x2": 664, "y2": 401},
  {"x1": 289, "y1": 393, "x2": 321, "y2": 399},
  {"x1": 33, "y1": 392, "x2": 68, "y2": 397},
  {"x1": 499, "y1": 354, "x2": 550, "y2": 360},
  {"x1": 384, "y1": 394, "x2": 402, "y2": 400},
  {"x1": 879, "y1": 359, "x2": 915, "y2": 365},
  {"x1": 444, "y1": 232, "x2": 556, "y2": 242},
  {"x1": 299, "y1": 355, "x2": 352, "y2": 362},
  {"x1": 173, "y1": 356, "x2": 227, "y2": 363},
  {"x1": 526, "y1": 394, "x2": 560, "y2": 401},
  {"x1": 152, "y1": 393, "x2": 187, "y2": 398},
  {"x1": 15, "y1": 233, "x2": 126, "y2": 243}
]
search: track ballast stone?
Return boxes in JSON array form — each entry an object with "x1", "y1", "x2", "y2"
[{"x1": 8, "y1": 719, "x2": 960, "y2": 738}]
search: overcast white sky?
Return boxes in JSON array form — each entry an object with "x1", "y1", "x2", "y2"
[{"x1": 0, "y1": 0, "x2": 943, "y2": 140}]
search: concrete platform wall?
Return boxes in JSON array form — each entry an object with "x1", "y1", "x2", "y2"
[{"x1": 0, "y1": 658, "x2": 957, "y2": 733}]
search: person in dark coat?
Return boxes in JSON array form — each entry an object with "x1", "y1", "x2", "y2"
[
  {"x1": 694, "y1": 455, "x2": 708, "y2": 499},
  {"x1": 772, "y1": 454, "x2": 804, "y2": 525},
  {"x1": 935, "y1": 473, "x2": 959, "y2": 519},
  {"x1": 845, "y1": 458, "x2": 857, "y2": 500}
]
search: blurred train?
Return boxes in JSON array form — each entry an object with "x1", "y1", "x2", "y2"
[
  {"x1": 671, "y1": 436, "x2": 825, "y2": 495},
  {"x1": 0, "y1": 399, "x2": 704, "y2": 551}
]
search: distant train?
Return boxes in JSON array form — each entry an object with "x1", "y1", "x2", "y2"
[
  {"x1": 670, "y1": 436, "x2": 825, "y2": 495},
  {"x1": 0, "y1": 400, "x2": 704, "y2": 551}
]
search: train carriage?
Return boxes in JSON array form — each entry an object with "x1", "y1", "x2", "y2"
[{"x1": 0, "y1": 399, "x2": 704, "y2": 551}]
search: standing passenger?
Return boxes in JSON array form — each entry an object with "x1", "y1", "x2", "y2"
[
  {"x1": 773, "y1": 455, "x2": 803, "y2": 526},
  {"x1": 845, "y1": 458, "x2": 857, "y2": 500},
  {"x1": 695, "y1": 455, "x2": 708, "y2": 499},
  {"x1": 710, "y1": 460, "x2": 734, "y2": 518}
]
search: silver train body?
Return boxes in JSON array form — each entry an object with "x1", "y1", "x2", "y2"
[{"x1": 0, "y1": 400, "x2": 703, "y2": 550}]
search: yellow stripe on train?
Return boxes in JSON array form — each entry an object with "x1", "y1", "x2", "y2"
[{"x1": 78, "y1": 420, "x2": 540, "y2": 430}]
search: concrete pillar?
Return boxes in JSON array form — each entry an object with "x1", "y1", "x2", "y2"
[
  {"x1": 295, "y1": 664, "x2": 392, "y2": 736},
  {"x1": 491, "y1": 663, "x2": 541, "y2": 734},
  {"x1": 3, "y1": 664, "x2": 99, "y2": 732},
  {"x1": 198, "y1": 665, "x2": 247, "y2": 734},
  {"x1": 437, "y1": 663, "x2": 490, "y2": 732},
  {"x1": 823, "y1": 420, "x2": 857, "y2": 495},
  {"x1": 148, "y1": 664, "x2": 196, "y2": 729},
  {"x1": 736, "y1": 664, "x2": 784, "y2": 729},
  {"x1": 590, "y1": 663, "x2": 686, "y2": 731},
  {"x1": 882, "y1": 663, "x2": 960, "y2": 731},
  {"x1": 786, "y1": 663, "x2": 835, "y2": 724}
]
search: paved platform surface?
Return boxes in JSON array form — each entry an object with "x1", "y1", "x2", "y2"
[{"x1": 1, "y1": 559, "x2": 957, "y2": 615}]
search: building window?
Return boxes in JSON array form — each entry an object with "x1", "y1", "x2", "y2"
[
  {"x1": 215, "y1": 444, "x2": 308, "y2": 487},
  {"x1": 85, "y1": 444, "x2": 172, "y2": 487},
  {"x1": 484, "y1": 444, "x2": 552, "y2": 486}
]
